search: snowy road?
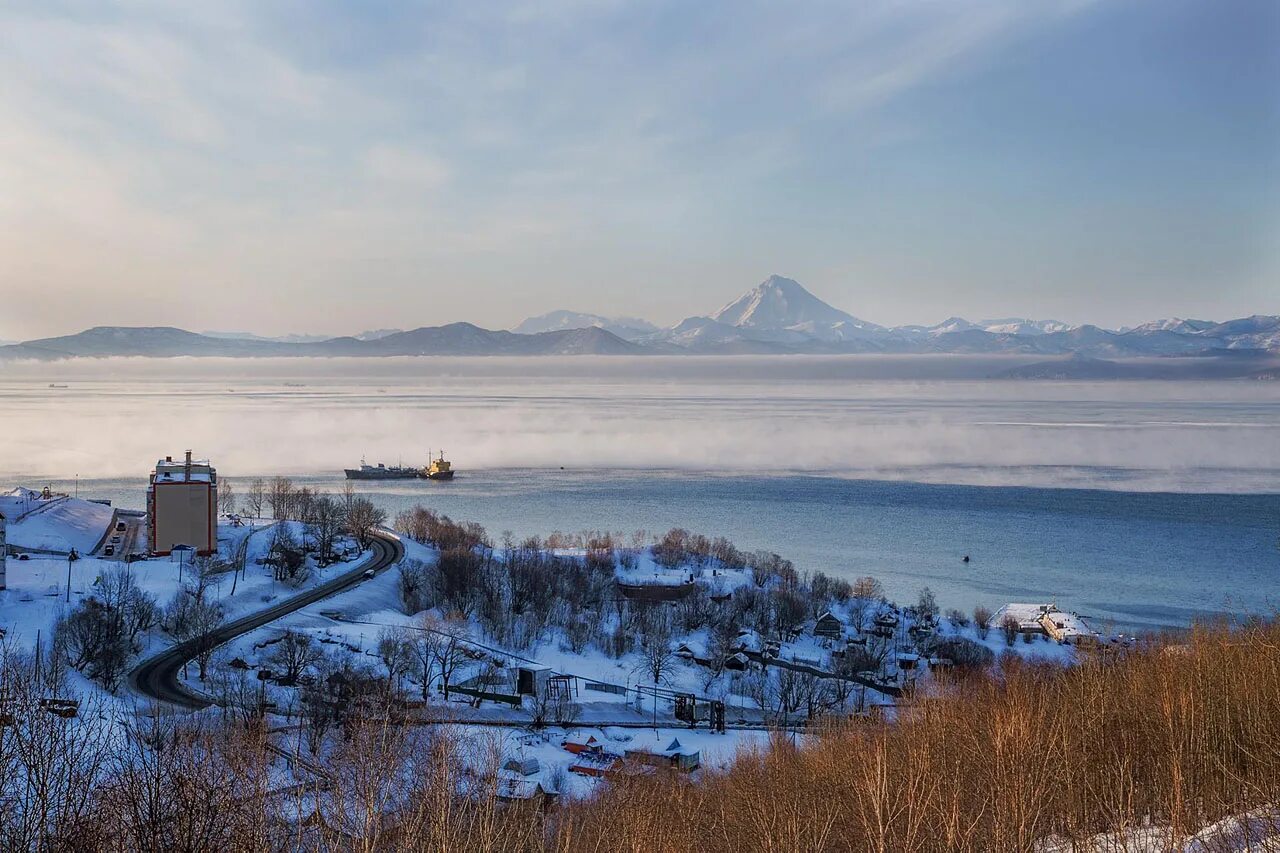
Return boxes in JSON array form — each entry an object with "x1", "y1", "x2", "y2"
[{"x1": 128, "y1": 529, "x2": 404, "y2": 709}]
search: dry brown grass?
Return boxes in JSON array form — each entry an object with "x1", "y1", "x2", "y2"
[{"x1": 552, "y1": 621, "x2": 1280, "y2": 852}]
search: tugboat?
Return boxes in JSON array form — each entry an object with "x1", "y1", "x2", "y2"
[
  {"x1": 423, "y1": 450, "x2": 455, "y2": 481},
  {"x1": 344, "y1": 458, "x2": 422, "y2": 480}
]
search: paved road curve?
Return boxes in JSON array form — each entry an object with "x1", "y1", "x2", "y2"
[{"x1": 129, "y1": 529, "x2": 405, "y2": 709}]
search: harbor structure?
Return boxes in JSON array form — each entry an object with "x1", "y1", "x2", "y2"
[{"x1": 147, "y1": 451, "x2": 218, "y2": 556}]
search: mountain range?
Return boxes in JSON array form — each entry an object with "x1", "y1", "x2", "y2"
[{"x1": 2, "y1": 275, "x2": 1276, "y2": 364}]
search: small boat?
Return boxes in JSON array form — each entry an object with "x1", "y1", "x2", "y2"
[
  {"x1": 423, "y1": 450, "x2": 455, "y2": 481},
  {"x1": 47, "y1": 384, "x2": 69, "y2": 389},
  {"x1": 344, "y1": 459, "x2": 421, "y2": 480}
]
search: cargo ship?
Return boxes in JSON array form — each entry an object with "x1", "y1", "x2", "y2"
[
  {"x1": 344, "y1": 459, "x2": 422, "y2": 480},
  {"x1": 423, "y1": 450, "x2": 454, "y2": 480}
]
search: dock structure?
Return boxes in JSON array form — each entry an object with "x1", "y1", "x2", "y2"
[{"x1": 992, "y1": 603, "x2": 1099, "y2": 646}]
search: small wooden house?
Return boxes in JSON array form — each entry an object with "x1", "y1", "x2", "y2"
[
  {"x1": 561, "y1": 735, "x2": 601, "y2": 755},
  {"x1": 496, "y1": 775, "x2": 559, "y2": 810},
  {"x1": 624, "y1": 738, "x2": 701, "y2": 773},
  {"x1": 814, "y1": 611, "x2": 844, "y2": 639}
]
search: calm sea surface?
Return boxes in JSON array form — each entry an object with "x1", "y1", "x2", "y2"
[{"x1": 2, "y1": 356, "x2": 1277, "y2": 632}]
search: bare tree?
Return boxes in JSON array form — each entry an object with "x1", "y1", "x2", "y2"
[
  {"x1": 183, "y1": 600, "x2": 225, "y2": 681},
  {"x1": 245, "y1": 478, "x2": 266, "y2": 521},
  {"x1": 422, "y1": 615, "x2": 469, "y2": 701},
  {"x1": 345, "y1": 497, "x2": 387, "y2": 549},
  {"x1": 309, "y1": 493, "x2": 345, "y2": 565},
  {"x1": 377, "y1": 628, "x2": 414, "y2": 692},
  {"x1": 916, "y1": 587, "x2": 939, "y2": 625},
  {"x1": 397, "y1": 558, "x2": 434, "y2": 615},
  {"x1": 849, "y1": 576, "x2": 884, "y2": 633},
  {"x1": 269, "y1": 630, "x2": 323, "y2": 684},
  {"x1": 267, "y1": 476, "x2": 294, "y2": 520},
  {"x1": 218, "y1": 478, "x2": 236, "y2": 516},
  {"x1": 973, "y1": 605, "x2": 993, "y2": 640},
  {"x1": 1000, "y1": 613, "x2": 1020, "y2": 646}
]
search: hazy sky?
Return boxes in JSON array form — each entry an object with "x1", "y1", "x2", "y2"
[{"x1": 2, "y1": 0, "x2": 1276, "y2": 339}]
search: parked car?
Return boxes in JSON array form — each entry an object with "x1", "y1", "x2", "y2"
[
  {"x1": 17, "y1": 553, "x2": 30, "y2": 561},
  {"x1": 363, "y1": 568, "x2": 376, "y2": 579},
  {"x1": 104, "y1": 545, "x2": 115, "y2": 556},
  {"x1": 111, "y1": 536, "x2": 121, "y2": 544},
  {"x1": 115, "y1": 521, "x2": 127, "y2": 532}
]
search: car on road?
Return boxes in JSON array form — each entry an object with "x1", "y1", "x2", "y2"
[
  {"x1": 104, "y1": 545, "x2": 115, "y2": 556},
  {"x1": 111, "y1": 535, "x2": 121, "y2": 543},
  {"x1": 17, "y1": 553, "x2": 30, "y2": 561},
  {"x1": 116, "y1": 521, "x2": 127, "y2": 532},
  {"x1": 363, "y1": 568, "x2": 376, "y2": 579}
]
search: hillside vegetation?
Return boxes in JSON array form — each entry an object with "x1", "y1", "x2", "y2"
[{"x1": 0, "y1": 619, "x2": 1275, "y2": 850}]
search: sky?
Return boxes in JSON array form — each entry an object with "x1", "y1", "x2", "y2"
[{"x1": 1, "y1": 0, "x2": 1277, "y2": 339}]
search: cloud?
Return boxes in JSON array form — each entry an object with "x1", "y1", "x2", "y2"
[
  {"x1": 363, "y1": 144, "x2": 452, "y2": 189},
  {"x1": 7, "y1": 0, "x2": 1259, "y2": 338}
]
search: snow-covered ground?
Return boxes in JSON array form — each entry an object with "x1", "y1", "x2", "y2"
[
  {"x1": 1, "y1": 487, "x2": 116, "y2": 553},
  {"x1": 0, "y1": 519, "x2": 367, "y2": 683},
  {"x1": 186, "y1": 533, "x2": 1099, "y2": 801}
]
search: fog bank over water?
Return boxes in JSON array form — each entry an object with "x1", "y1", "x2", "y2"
[{"x1": 1, "y1": 357, "x2": 1277, "y2": 492}]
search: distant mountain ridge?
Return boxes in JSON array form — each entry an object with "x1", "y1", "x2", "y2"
[
  {"x1": 511, "y1": 311, "x2": 658, "y2": 341},
  {"x1": 3, "y1": 275, "x2": 1276, "y2": 361}
]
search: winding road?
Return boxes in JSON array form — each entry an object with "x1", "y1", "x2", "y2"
[{"x1": 129, "y1": 529, "x2": 404, "y2": 709}]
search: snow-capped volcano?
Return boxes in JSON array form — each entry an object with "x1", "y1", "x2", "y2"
[{"x1": 711, "y1": 275, "x2": 882, "y2": 332}]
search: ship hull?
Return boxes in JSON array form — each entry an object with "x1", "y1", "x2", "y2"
[
  {"x1": 423, "y1": 470, "x2": 455, "y2": 480},
  {"x1": 344, "y1": 469, "x2": 421, "y2": 480}
]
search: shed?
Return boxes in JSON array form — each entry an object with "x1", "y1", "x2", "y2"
[
  {"x1": 496, "y1": 775, "x2": 559, "y2": 809},
  {"x1": 561, "y1": 734, "x2": 601, "y2": 755},
  {"x1": 515, "y1": 663, "x2": 553, "y2": 697},
  {"x1": 814, "y1": 611, "x2": 844, "y2": 639},
  {"x1": 503, "y1": 757, "x2": 541, "y2": 776}
]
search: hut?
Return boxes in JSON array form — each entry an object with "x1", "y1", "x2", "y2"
[
  {"x1": 503, "y1": 757, "x2": 541, "y2": 776},
  {"x1": 515, "y1": 663, "x2": 552, "y2": 697},
  {"x1": 561, "y1": 734, "x2": 602, "y2": 755},
  {"x1": 814, "y1": 611, "x2": 844, "y2": 639}
]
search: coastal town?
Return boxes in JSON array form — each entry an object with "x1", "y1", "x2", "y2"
[{"x1": 0, "y1": 448, "x2": 1124, "y2": 807}]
